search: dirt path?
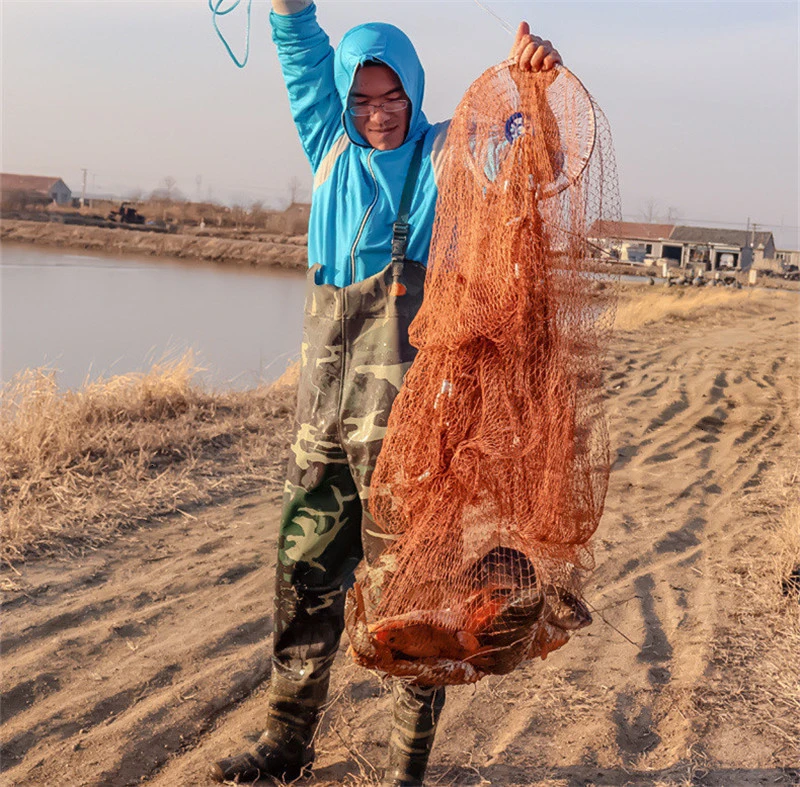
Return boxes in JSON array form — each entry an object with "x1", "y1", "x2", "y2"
[{"x1": 2, "y1": 293, "x2": 798, "y2": 787}]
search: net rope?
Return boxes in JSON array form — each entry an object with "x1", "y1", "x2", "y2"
[{"x1": 345, "y1": 63, "x2": 620, "y2": 685}]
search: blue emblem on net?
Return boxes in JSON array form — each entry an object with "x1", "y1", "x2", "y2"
[{"x1": 504, "y1": 112, "x2": 526, "y2": 143}]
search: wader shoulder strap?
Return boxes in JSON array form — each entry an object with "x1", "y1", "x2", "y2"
[{"x1": 391, "y1": 136, "x2": 426, "y2": 267}]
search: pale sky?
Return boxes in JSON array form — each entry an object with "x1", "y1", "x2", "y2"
[{"x1": 2, "y1": 0, "x2": 798, "y2": 248}]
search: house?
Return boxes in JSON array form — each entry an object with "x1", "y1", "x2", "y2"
[
  {"x1": 776, "y1": 248, "x2": 800, "y2": 270},
  {"x1": 588, "y1": 221, "x2": 676, "y2": 263},
  {"x1": 0, "y1": 173, "x2": 73, "y2": 206},
  {"x1": 669, "y1": 226, "x2": 775, "y2": 272},
  {"x1": 589, "y1": 220, "x2": 776, "y2": 273},
  {"x1": 279, "y1": 201, "x2": 310, "y2": 234}
]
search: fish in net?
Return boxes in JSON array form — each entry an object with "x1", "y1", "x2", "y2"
[{"x1": 345, "y1": 62, "x2": 620, "y2": 685}]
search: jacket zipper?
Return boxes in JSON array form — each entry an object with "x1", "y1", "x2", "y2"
[{"x1": 350, "y1": 149, "x2": 378, "y2": 285}]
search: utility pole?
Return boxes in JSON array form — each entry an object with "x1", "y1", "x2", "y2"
[
  {"x1": 81, "y1": 168, "x2": 87, "y2": 208},
  {"x1": 751, "y1": 222, "x2": 759, "y2": 269},
  {"x1": 196, "y1": 175, "x2": 202, "y2": 202}
]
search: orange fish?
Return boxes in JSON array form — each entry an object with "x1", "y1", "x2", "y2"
[
  {"x1": 369, "y1": 587, "x2": 516, "y2": 663},
  {"x1": 371, "y1": 618, "x2": 480, "y2": 660}
]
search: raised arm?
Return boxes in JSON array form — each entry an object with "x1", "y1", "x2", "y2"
[{"x1": 270, "y1": 1, "x2": 343, "y2": 172}]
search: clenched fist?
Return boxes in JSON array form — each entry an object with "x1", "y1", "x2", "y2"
[{"x1": 509, "y1": 21, "x2": 562, "y2": 71}]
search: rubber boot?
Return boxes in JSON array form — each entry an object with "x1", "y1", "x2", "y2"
[
  {"x1": 381, "y1": 682, "x2": 445, "y2": 787},
  {"x1": 209, "y1": 656, "x2": 333, "y2": 783}
]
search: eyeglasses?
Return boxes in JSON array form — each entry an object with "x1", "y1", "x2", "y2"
[{"x1": 347, "y1": 99, "x2": 409, "y2": 117}]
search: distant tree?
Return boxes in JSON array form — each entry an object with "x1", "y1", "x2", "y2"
[
  {"x1": 287, "y1": 175, "x2": 311, "y2": 206},
  {"x1": 640, "y1": 198, "x2": 660, "y2": 224},
  {"x1": 639, "y1": 200, "x2": 681, "y2": 224},
  {"x1": 149, "y1": 180, "x2": 186, "y2": 203},
  {"x1": 231, "y1": 203, "x2": 247, "y2": 230},
  {"x1": 250, "y1": 200, "x2": 267, "y2": 229},
  {"x1": 162, "y1": 176, "x2": 177, "y2": 201}
]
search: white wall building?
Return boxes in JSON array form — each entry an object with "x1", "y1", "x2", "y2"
[{"x1": 589, "y1": 221, "x2": 776, "y2": 273}]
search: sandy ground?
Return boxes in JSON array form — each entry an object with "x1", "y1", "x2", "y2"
[{"x1": 2, "y1": 293, "x2": 799, "y2": 787}]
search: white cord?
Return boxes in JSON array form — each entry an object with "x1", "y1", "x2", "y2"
[{"x1": 472, "y1": 0, "x2": 516, "y2": 35}]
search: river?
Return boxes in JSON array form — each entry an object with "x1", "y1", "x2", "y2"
[{"x1": 1, "y1": 244, "x2": 307, "y2": 390}]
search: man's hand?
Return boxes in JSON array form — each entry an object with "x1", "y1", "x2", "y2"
[{"x1": 509, "y1": 22, "x2": 562, "y2": 71}]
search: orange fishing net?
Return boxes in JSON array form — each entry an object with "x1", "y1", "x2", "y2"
[{"x1": 346, "y1": 63, "x2": 620, "y2": 685}]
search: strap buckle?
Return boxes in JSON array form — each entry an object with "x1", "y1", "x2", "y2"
[{"x1": 391, "y1": 221, "x2": 409, "y2": 264}]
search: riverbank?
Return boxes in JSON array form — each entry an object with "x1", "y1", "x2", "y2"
[
  {"x1": 0, "y1": 219, "x2": 308, "y2": 271},
  {"x1": 2, "y1": 218, "x2": 653, "y2": 277},
  {"x1": 4, "y1": 218, "x2": 798, "y2": 290}
]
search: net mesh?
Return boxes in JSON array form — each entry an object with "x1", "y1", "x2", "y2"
[{"x1": 345, "y1": 63, "x2": 620, "y2": 685}]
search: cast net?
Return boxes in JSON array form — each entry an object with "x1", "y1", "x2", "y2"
[{"x1": 345, "y1": 63, "x2": 620, "y2": 684}]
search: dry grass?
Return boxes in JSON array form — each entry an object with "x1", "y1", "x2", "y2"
[
  {"x1": 777, "y1": 475, "x2": 800, "y2": 600},
  {"x1": 612, "y1": 285, "x2": 782, "y2": 331},
  {"x1": 691, "y1": 464, "x2": 800, "y2": 761},
  {"x1": 0, "y1": 353, "x2": 297, "y2": 564}
]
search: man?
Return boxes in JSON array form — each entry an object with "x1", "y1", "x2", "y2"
[{"x1": 211, "y1": 3, "x2": 561, "y2": 784}]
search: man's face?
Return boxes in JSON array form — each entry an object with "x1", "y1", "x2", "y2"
[{"x1": 348, "y1": 64, "x2": 410, "y2": 151}]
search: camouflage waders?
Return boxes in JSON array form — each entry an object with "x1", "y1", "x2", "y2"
[{"x1": 270, "y1": 257, "x2": 444, "y2": 785}]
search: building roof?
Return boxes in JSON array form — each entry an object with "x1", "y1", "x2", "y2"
[
  {"x1": 0, "y1": 173, "x2": 68, "y2": 193},
  {"x1": 589, "y1": 221, "x2": 676, "y2": 241},
  {"x1": 669, "y1": 225, "x2": 774, "y2": 247},
  {"x1": 590, "y1": 219, "x2": 775, "y2": 249}
]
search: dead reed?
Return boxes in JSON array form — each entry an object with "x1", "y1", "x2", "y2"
[
  {"x1": 0, "y1": 353, "x2": 297, "y2": 564},
  {"x1": 691, "y1": 464, "x2": 800, "y2": 761},
  {"x1": 613, "y1": 285, "x2": 783, "y2": 331}
]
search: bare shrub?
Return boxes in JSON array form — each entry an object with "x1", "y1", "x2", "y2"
[{"x1": 1, "y1": 190, "x2": 50, "y2": 213}]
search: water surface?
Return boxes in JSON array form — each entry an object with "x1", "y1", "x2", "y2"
[{"x1": 1, "y1": 244, "x2": 307, "y2": 390}]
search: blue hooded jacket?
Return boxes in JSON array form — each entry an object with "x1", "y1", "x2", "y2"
[{"x1": 270, "y1": 4, "x2": 448, "y2": 287}]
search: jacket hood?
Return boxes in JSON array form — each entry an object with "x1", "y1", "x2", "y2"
[{"x1": 333, "y1": 22, "x2": 427, "y2": 148}]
